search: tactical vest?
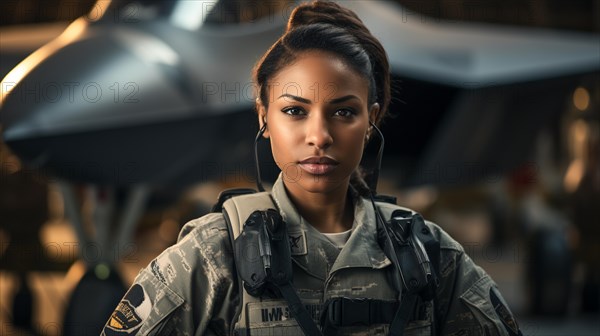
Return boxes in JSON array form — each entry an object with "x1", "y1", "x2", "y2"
[{"x1": 219, "y1": 191, "x2": 439, "y2": 336}]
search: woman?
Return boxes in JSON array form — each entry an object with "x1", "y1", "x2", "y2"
[{"x1": 102, "y1": 1, "x2": 521, "y2": 335}]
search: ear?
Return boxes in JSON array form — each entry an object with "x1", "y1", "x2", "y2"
[
  {"x1": 368, "y1": 102, "x2": 380, "y2": 125},
  {"x1": 256, "y1": 100, "x2": 270, "y2": 138}
]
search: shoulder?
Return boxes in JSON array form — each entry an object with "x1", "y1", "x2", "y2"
[
  {"x1": 375, "y1": 201, "x2": 476, "y2": 281},
  {"x1": 375, "y1": 201, "x2": 464, "y2": 252},
  {"x1": 177, "y1": 212, "x2": 229, "y2": 242},
  {"x1": 424, "y1": 221, "x2": 465, "y2": 252},
  {"x1": 423, "y1": 220, "x2": 486, "y2": 285},
  {"x1": 151, "y1": 213, "x2": 236, "y2": 319},
  {"x1": 102, "y1": 212, "x2": 236, "y2": 335},
  {"x1": 135, "y1": 212, "x2": 235, "y2": 302},
  {"x1": 143, "y1": 212, "x2": 234, "y2": 289},
  {"x1": 165, "y1": 212, "x2": 235, "y2": 286}
]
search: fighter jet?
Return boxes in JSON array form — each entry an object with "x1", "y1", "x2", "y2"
[
  {"x1": 1, "y1": 0, "x2": 597, "y2": 187},
  {"x1": 1, "y1": 1, "x2": 598, "y2": 334}
]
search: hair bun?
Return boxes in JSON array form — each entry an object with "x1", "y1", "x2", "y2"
[{"x1": 286, "y1": 1, "x2": 368, "y2": 35}]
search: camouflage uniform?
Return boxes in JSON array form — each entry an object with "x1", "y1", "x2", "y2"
[{"x1": 101, "y1": 174, "x2": 521, "y2": 335}]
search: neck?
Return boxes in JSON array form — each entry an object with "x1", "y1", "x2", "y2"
[{"x1": 283, "y1": 179, "x2": 354, "y2": 233}]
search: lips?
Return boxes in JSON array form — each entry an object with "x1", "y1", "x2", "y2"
[{"x1": 298, "y1": 156, "x2": 339, "y2": 175}]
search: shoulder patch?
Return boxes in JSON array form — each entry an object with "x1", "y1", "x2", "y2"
[
  {"x1": 103, "y1": 284, "x2": 152, "y2": 335},
  {"x1": 489, "y1": 286, "x2": 521, "y2": 336}
]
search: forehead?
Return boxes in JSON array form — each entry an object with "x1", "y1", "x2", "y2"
[{"x1": 269, "y1": 51, "x2": 369, "y2": 101}]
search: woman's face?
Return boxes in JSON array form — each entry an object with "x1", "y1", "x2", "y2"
[{"x1": 258, "y1": 51, "x2": 379, "y2": 195}]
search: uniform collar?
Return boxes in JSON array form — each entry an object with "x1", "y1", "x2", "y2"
[
  {"x1": 330, "y1": 192, "x2": 391, "y2": 274},
  {"x1": 270, "y1": 173, "x2": 391, "y2": 281}
]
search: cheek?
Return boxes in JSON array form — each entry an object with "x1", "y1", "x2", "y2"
[
  {"x1": 341, "y1": 126, "x2": 367, "y2": 156},
  {"x1": 329, "y1": 126, "x2": 367, "y2": 175},
  {"x1": 269, "y1": 135, "x2": 286, "y2": 164},
  {"x1": 267, "y1": 120, "x2": 297, "y2": 165}
]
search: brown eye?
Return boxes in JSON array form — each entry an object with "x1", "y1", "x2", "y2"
[
  {"x1": 282, "y1": 107, "x2": 306, "y2": 116},
  {"x1": 333, "y1": 108, "x2": 356, "y2": 118}
]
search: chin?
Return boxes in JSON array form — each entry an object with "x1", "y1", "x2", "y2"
[{"x1": 296, "y1": 174, "x2": 349, "y2": 194}]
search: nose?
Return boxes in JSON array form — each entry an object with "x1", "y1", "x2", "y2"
[{"x1": 305, "y1": 113, "x2": 333, "y2": 150}]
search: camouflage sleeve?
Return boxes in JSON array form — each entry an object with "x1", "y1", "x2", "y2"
[
  {"x1": 429, "y1": 223, "x2": 522, "y2": 336},
  {"x1": 101, "y1": 212, "x2": 239, "y2": 336}
]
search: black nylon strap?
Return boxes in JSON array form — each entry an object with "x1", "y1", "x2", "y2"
[
  {"x1": 277, "y1": 282, "x2": 323, "y2": 336},
  {"x1": 388, "y1": 293, "x2": 418, "y2": 336},
  {"x1": 323, "y1": 297, "x2": 399, "y2": 327}
]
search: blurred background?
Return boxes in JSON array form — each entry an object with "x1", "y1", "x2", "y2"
[{"x1": 0, "y1": 0, "x2": 598, "y2": 335}]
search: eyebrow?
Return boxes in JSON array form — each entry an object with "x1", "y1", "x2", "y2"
[
  {"x1": 277, "y1": 94, "x2": 360, "y2": 104},
  {"x1": 278, "y1": 94, "x2": 311, "y2": 104},
  {"x1": 328, "y1": 95, "x2": 360, "y2": 104}
]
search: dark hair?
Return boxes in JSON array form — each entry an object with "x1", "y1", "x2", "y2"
[
  {"x1": 254, "y1": 0, "x2": 391, "y2": 195},
  {"x1": 253, "y1": 0, "x2": 390, "y2": 125}
]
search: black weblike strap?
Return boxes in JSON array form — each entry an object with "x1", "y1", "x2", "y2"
[
  {"x1": 276, "y1": 282, "x2": 323, "y2": 336},
  {"x1": 388, "y1": 293, "x2": 417, "y2": 336},
  {"x1": 322, "y1": 297, "x2": 399, "y2": 328}
]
